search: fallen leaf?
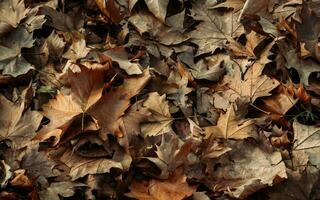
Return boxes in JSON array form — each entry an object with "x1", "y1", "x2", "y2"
[
  {"x1": 102, "y1": 47, "x2": 142, "y2": 75},
  {"x1": 204, "y1": 104, "x2": 257, "y2": 139},
  {"x1": 63, "y1": 38, "x2": 90, "y2": 61},
  {"x1": 144, "y1": 0, "x2": 169, "y2": 23},
  {"x1": 21, "y1": 145, "x2": 57, "y2": 178},
  {"x1": 89, "y1": 69, "x2": 151, "y2": 139},
  {"x1": 35, "y1": 67, "x2": 105, "y2": 145},
  {"x1": 126, "y1": 168, "x2": 196, "y2": 200},
  {"x1": 0, "y1": 27, "x2": 35, "y2": 77},
  {"x1": 140, "y1": 92, "x2": 173, "y2": 137},
  {"x1": 60, "y1": 149, "x2": 122, "y2": 180},
  {"x1": 39, "y1": 181, "x2": 85, "y2": 200},
  {"x1": 0, "y1": 94, "x2": 42, "y2": 149},
  {"x1": 201, "y1": 138, "x2": 287, "y2": 198}
]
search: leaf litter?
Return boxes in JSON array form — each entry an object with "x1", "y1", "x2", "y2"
[{"x1": 1, "y1": 0, "x2": 320, "y2": 199}]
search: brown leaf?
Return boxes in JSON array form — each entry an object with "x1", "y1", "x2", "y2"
[
  {"x1": 201, "y1": 139, "x2": 287, "y2": 198},
  {"x1": 204, "y1": 104, "x2": 257, "y2": 139},
  {"x1": 21, "y1": 145, "x2": 57, "y2": 178},
  {"x1": 60, "y1": 149, "x2": 122, "y2": 180},
  {"x1": 102, "y1": 46, "x2": 143, "y2": 75},
  {"x1": 35, "y1": 67, "x2": 105, "y2": 145},
  {"x1": 126, "y1": 168, "x2": 196, "y2": 200},
  {"x1": 95, "y1": 0, "x2": 122, "y2": 23},
  {"x1": 89, "y1": 69, "x2": 151, "y2": 139},
  {"x1": 0, "y1": 94, "x2": 42, "y2": 149},
  {"x1": 140, "y1": 92, "x2": 173, "y2": 137}
]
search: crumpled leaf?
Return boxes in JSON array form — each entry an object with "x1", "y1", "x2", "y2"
[
  {"x1": 0, "y1": 160, "x2": 12, "y2": 189},
  {"x1": 95, "y1": 0, "x2": 122, "y2": 23},
  {"x1": 144, "y1": 0, "x2": 169, "y2": 23},
  {"x1": 0, "y1": 94, "x2": 42, "y2": 149}
]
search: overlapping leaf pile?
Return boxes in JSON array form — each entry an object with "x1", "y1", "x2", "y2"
[{"x1": 1, "y1": 0, "x2": 320, "y2": 199}]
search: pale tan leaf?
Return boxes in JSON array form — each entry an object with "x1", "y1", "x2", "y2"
[
  {"x1": 60, "y1": 149, "x2": 122, "y2": 180},
  {"x1": 0, "y1": 94, "x2": 42, "y2": 149},
  {"x1": 204, "y1": 104, "x2": 257, "y2": 139}
]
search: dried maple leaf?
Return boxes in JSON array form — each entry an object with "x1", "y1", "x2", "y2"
[
  {"x1": 143, "y1": 134, "x2": 192, "y2": 178},
  {"x1": 204, "y1": 103, "x2": 257, "y2": 139},
  {"x1": 126, "y1": 168, "x2": 196, "y2": 200},
  {"x1": 34, "y1": 67, "x2": 104, "y2": 145},
  {"x1": 0, "y1": 94, "x2": 42, "y2": 149},
  {"x1": 0, "y1": 27, "x2": 35, "y2": 77},
  {"x1": 60, "y1": 149, "x2": 122, "y2": 180},
  {"x1": 89, "y1": 69, "x2": 151, "y2": 139},
  {"x1": 200, "y1": 138, "x2": 287, "y2": 198},
  {"x1": 39, "y1": 181, "x2": 85, "y2": 200},
  {"x1": 0, "y1": 0, "x2": 28, "y2": 32},
  {"x1": 220, "y1": 42, "x2": 279, "y2": 102},
  {"x1": 140, "y1": 92, "x2": 173, "y2": 137},
  {"x1": 34, "y1": 92, "x2": 82, "y2": 145},
  {"x1": 293, "y1": 121, "x2": 320, "y2": 151},
  {"x1": 189, "y1": 0, "x2": 244, "y2": 56}
]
